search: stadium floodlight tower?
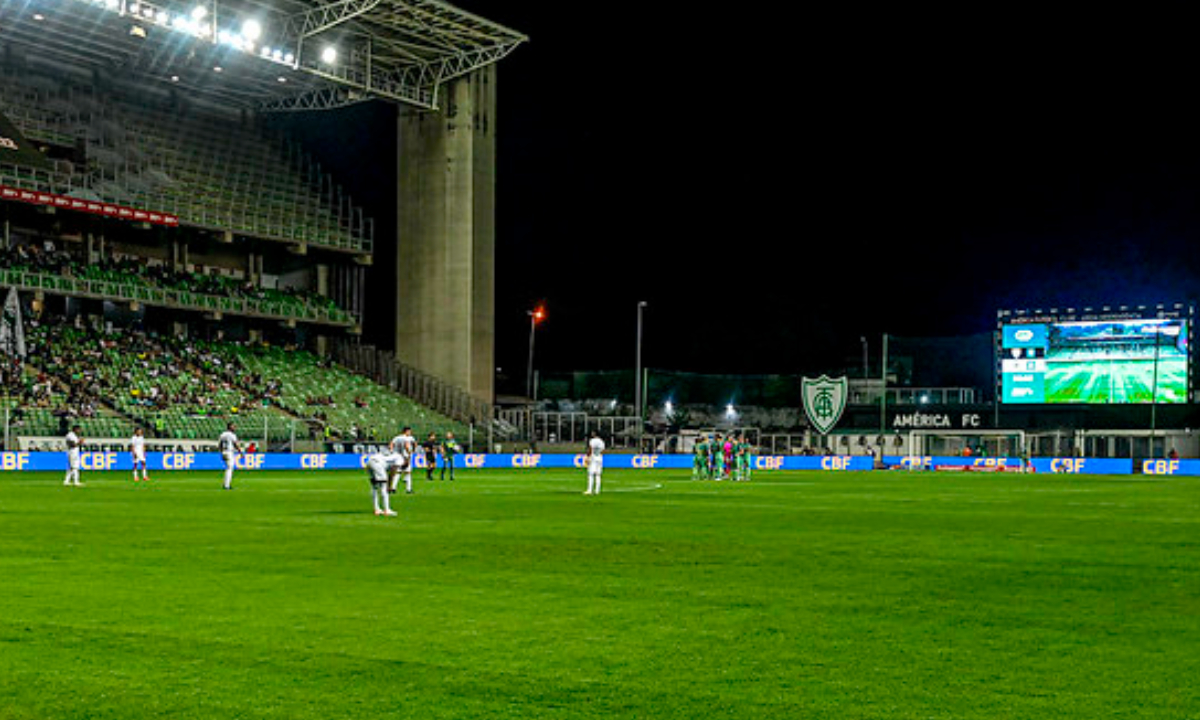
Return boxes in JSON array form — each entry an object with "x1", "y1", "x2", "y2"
[{"x1": 0, "y1": 0, "x2": 525, "y2": 404}]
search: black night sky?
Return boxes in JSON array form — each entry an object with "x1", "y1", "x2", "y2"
[{"x1": 296, "y1": 8, "x2": 1200, "y2": 383}]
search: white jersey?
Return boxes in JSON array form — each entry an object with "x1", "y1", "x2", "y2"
[
  {"x1": 587, "y1": 437, "x2": 605, "y2": 470},
  {"x1": 65, "y1": 431, "x2": 81, "y2": 467},
  {"x1": 390, "y1": 434, "x2": 416, "y2": 463},
  {"x1": 131, "y1": 435, "x2": 146, "y2": 460},
  {"x1": 218, "y1": 430, "x2": 239, "y2": 456}
]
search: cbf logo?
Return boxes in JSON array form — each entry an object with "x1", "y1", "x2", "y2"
[{"x1": 802, "y1": 375, "x2": 848, "y2": 435}]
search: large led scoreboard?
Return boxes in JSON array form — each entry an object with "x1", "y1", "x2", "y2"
[{"x1": 998, "y1": 304, "x2": 1192, "y2": 404}]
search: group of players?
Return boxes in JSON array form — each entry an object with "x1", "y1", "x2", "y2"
[
  {"x1": 692, "y1": 433, "x2": 755, "y2": 482},
  {"x1": 363, "y1": 427, "x2": 463, "y2": 516},
  {"x1": 64, "y1": 422, "x2": 255, "y2": 490},
  {"x1": 62, "y1": 422, "x2": 464, "y2": 510},
  {"x1": 61, "y1": 421, "x2": 610, "y2": 518}
]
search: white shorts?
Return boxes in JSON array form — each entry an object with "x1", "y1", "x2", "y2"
[
  {"x1": 223, "y1": 452, "x2": 236, "y2": 469},
  {"x1": 67, "y1": 449, "x2": 81, "y2": 471},
  {"x1": 132, "y1": 452, "x2": 146, "y2": 465}
]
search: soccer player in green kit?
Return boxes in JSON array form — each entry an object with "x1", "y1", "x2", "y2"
[
  {"x1": 440, "y1": 431, "x2": 460, "y2": 481},
  {"x1": 712, "y1": 433, "x2": 726, "y2": 481},
  {"x1": 734, "y1": 435, "x2": 753, "y2": 482},
  {"x1": 693, "y1": 436, "x2": 709, "y2": 480}
]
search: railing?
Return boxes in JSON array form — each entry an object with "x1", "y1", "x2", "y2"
[
  {"x1": 333, "y1": 341, "x2": 493, "y2": 428},
  {"x1": 0, "y1": 268, "x2": 357, "y2": 328}
]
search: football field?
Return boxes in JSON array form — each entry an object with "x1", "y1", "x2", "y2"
[{"x1": 1, "y1": 468, "x2": 1198, "y2": 718}]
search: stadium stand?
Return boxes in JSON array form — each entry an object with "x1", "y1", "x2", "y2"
[
  {"x1": 8, "y1": 316, "x2": 468, "y2": 445},
  {"x1": 0, "y1": 67, "x2": 371, "y2": 253},
  {"x1": 0, "y1": 250, "x2": 354, "y2": 327},
  {"x1": 1, "y1": 51, "x2": 486, "y2": 451}
]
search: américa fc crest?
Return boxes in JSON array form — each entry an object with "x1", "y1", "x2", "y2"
[{"x1": 801, "y1": 375, "x2": 848, "y2": 436}]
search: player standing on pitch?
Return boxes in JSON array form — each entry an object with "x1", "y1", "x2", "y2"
[
  {"x1": 63, "y1": 424, "x2": 84, "y2": 487},
  {"x1": 389, "y1": 426, "x2": 416, "y2": 494},
  {"x1": 693, "y1": 436, "x2": 708, "y2": 481},
  {"x1": 712, "y1": 433, "x2": 726, "y2": 481},
  {"x1": 421, "y1": 432, "x2": 439, "y2": 481},
  {"x1": 584, "y1": 431, "x2": 605, "y2": 495},
  {"x1": 440, "y1": 431, "x2": 460, "y2": 481},
  {"x1": 218, "y1": 422, "x2": 242, "y2": 490},
  {"x1": 131, "y1": 427, "x2": 149, "y2": 482}
]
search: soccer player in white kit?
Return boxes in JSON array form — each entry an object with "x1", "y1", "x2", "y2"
[
  {"x1": 218, "y1": 422, "x2": 242, "y2": 490},
  {"x1": 365, "y1": 451, "x2": 400, "y2": 516},
  {"x1": 389, "y1": 426, "x2": 416, "y2": 494},
  {"x1": 63, "y1": 425, "x2": 84, "y2": 487},
  {"x1": 584, "y1": 431, "x2": 605, "y2": 495},
  {"x1": 130, "y1": 427, "x2": 149, "y2": 482}
]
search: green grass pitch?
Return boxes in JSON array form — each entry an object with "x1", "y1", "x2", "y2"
[{"x1": 2, "y1": 468, "x2": 1199, "y2": 718}]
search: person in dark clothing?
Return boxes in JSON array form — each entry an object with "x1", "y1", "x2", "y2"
[{"x1": 421, "y1": 432, "x2": 440, "y2": 481}]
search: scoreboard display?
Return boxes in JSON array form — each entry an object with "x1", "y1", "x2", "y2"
[{"x1": 998, "y1": 305, "x2": 1191, "y2": 404}]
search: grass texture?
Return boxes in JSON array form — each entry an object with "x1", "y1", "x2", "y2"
[{"x1": 1, "y1": 467, "x2": 1198, "y2": 718}]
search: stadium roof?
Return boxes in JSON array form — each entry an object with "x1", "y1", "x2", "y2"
[{"x1": 0, "y1": 0, "x2": 526, "y2": 111}]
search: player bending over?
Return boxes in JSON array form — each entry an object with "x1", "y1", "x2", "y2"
[
  {"x1": 218, "y1": 422, "x2": 242, "y2": 490},
  {"x1": 131, "y1": 427, "x2": 149, "y2": 482},
  {"x1": 584, "y1": 431, "x2": 605, "y2": 495},
  {"x1": 365, "y1": 451, "x2": 400, "y2": 516}
]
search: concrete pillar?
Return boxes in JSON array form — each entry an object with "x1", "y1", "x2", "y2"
[
  {"x1": 395, "y1": 66, "x2": 496, "y2": 403},
  {"x1": 316, "y1": 263, "x2": 330, "y2": 296}
]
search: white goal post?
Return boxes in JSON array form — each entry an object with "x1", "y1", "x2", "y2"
[{"x1": 906, "y1": 429, "x2": 1027, "y2": 459}]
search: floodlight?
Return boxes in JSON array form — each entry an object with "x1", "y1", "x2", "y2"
[
  {"x1": 190, "y1": 5, "x2": 206, "y2": 21},
  {"x1": 32, "y1": 12, "x2": 45, "y2": 20},
  {"x1": 321, "y1": 46, "x2": 337, "y2": 64},
  {"x1": 241, "y1": 18, "x2": 262, "y2": 42},
  {"x1": 283, "y1": 52, "x2": 294, "y2": 64}
]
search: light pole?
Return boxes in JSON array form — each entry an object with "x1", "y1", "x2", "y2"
[
  {"x1": 526, "y1": 306, "x2": 545, "y2": 400},
  {"x1": 635, "y1": 301, "x2": 647, "y2": 449}
]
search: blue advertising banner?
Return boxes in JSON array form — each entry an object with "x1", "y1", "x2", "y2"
[
  {"x1": 0, "y1": 452, "x2": 1148, "y2": 475},
  {"x1": 1139, "y1": 459, "x2": 1200, "y2": 476},
  {"x1": 883, "y1": 456, "x2": 1135, "y2": 475},
  {"x1": 0, "y1": 452, "x2": 876, "y2": 474}
]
